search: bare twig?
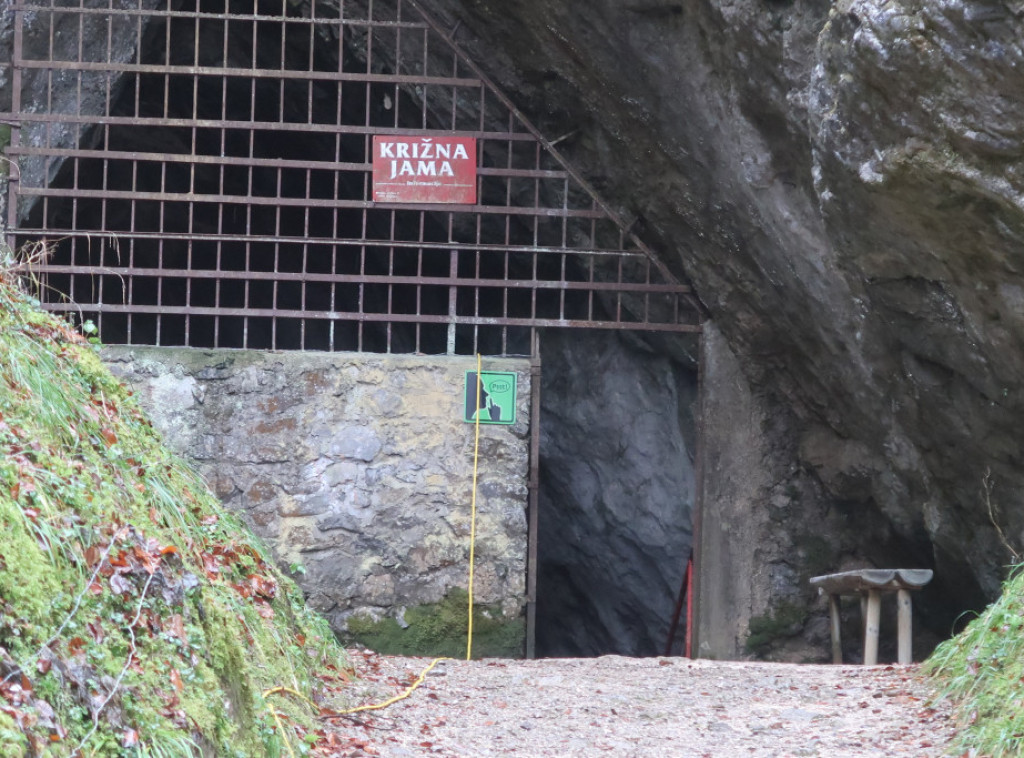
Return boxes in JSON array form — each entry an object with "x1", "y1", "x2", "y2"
[
  {"x1": 983, "y1": 468, "x2": 1020, "y2": 564},
  {"x1": 3, "y1": 234, "x2": 126, "y2": 337},
  {"x1": 71, "y1": 566, "x2": 158, "y2": 757},
  {"x1": 321, "y1": 712, "x2": 396, "y2": 730},
  {"x1": 0, "y1": 154, "x2": 20, "y2": 181}
]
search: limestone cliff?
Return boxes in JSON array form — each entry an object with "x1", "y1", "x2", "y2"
[{"x1": 418, "y1": 0, "x2": 1024, "y2": 655}]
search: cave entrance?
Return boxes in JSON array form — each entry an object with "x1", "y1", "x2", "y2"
[{"x1": 3, "y1": 0, "x2": 703, "y2": 658}]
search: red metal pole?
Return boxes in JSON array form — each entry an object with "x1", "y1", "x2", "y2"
[
  {"x1": 663, "y1": 552, "x2": 692, "y2": 657},
  {"x1": 684, "y1": 555, "x2": 694, "y2": 659}
]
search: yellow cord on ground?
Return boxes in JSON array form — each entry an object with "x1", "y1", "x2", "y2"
[
  {"x1": 336, "y1": 657, "x2": 450, "y2": 715},
  {"x1": 467, "y1": 352, "x2": 482, "y2": 661},
  {"x1": 263, "y1": 686, "x2": 318, "y2": 711},
  {"x1": 264, "y1": 657, "x2": 450, "y2": 720}
]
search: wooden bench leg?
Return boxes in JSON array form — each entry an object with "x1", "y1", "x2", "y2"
[
  {"x1": 828, "y1": 594, "x2": 842, "y2": 664},
  {"x1": 897, "y1": 589, "x2": 912, "y2": 664},
  {"x1": 863, "y1": 590, "x2": 881, "y2": 665},
  {"x1": 859, "y1": 595, "x2": 867, "y2": 646}
]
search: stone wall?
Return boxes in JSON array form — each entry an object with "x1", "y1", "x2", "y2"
[{"x1": 102, "y1": 346, "x2": 531, "y2": 651}]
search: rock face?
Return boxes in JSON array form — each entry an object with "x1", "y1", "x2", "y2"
[
  {"x1": 412, "y1": 0, "x2": 1024, "y2": 657},
  {"x1": 5, "y1": 0, "x2": 1024, "y2": 658},
  {"x1": 103, "y1": 346, "x2": 530, "y2": 646}
]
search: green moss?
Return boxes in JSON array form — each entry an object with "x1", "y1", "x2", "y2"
[
  {"x1": 0, "y1": 496, "x2": 66, "y2": 649},
  {"x1": 0, "y1": 269, "x2": 349, "y2": 755},
  {"x1": 0, "y1": 711, "x2": 28, "y2": 757},
  {"x1": 745, "y1": 602, "x2": 807, "y2": 656},
  {"x1": 345, "y1": 588, "x2": 524, "y2": 659},
  {"x1": 0, "y1": 125, "x2": 11, "y2": 176}
]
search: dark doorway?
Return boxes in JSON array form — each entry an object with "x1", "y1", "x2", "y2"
[{"x1": 536, "y1": 329, "x2": 697, "y2": 656}]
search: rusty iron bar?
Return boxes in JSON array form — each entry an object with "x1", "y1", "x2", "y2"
[
  {"x1": 690, "y1": 328, "x2": 707, "y2": 656},
  {"x1": 0, "y1": 113, "x2": 541, "y2": 144},
  {"x1": 12, "y1": 228, "x2": 654, "y2": 260},
  {"x1": 8, "y1": 145, "x2": 570, "y2": 179},
  {"x1": 526, "y1": 330, "x2": 541, "y2": 658},
  {"x1": 15, "y1": 7, "x2": 426, "y2": 29},
  {"x1": 5, "y1": 0, "x2": 24, "y2": 241},
  {"x1": 37, "y1": 301, "x2": 702, "y2": 333},
  {"x1": 663, "y1": 552, "x2": 692, "y2": 657},
  {"x1": 30, "y1": 265, "x2": 692, "y2": 296},
  {"x1": 15, "y1": 59, "x2": 482, "y2": 88},
  {"x1": 18, "y1": 187, "x2": 611, "y2": 219}
]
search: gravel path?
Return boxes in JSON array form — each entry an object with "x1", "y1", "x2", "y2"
[{"x1": 323, "y1": 653, "x2": 956, "y2": 757}]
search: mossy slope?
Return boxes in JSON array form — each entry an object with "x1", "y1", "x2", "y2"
[
  {"x1": 926, "y1": 567, "x2": 1024, "y2": 756},
  {"x1": 0, "y1": 274, "x2": 349, "y2": 756}
]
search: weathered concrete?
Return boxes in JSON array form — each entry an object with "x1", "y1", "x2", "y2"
[
  {"x1": 102, "y1": 346, "x2": 530, "y2": 645},
  {"x1": 696, "y1": 321, "x2": 773, "y2": 660}
]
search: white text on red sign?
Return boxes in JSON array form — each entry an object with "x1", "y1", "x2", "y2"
[{"x1": 372, "y1": 136, "x2": 477, "y2": 204}]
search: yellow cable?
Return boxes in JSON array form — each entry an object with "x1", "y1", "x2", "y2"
[
  {"x1": 263, "y1": 686, "x2": 317, "y2": 711},
  {"x1": 268, "y1": 708, "x2": 298, "y2": 758},
  {"x1": 467, "y1": 352, "x2": 482, "y2": 661},
  {"x1": 334, "y1": 657, "x2": 450, "y2": 715},
  {"x1": 264, "y1": 657, "x2": 449, "y2": 720}
]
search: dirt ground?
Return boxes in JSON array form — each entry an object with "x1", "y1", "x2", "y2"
[{"x1": 319, "y1": 653, "x2": 957, "y2": 757}]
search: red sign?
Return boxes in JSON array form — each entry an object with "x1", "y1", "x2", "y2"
[{"x1": 372, "y1": 135, "x2": 477, "y2": 204}]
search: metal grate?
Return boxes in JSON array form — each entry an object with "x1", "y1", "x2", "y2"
[{"x1": 2, "y1": 0, "x2": 701, "y2": 356}]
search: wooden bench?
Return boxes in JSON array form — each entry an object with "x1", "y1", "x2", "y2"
[{"x1": 809, "y1": 569, "x2": 933, "y2": 665}]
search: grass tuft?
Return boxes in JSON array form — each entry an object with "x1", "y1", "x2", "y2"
[{"x1": 926, "y1": 564, "x2": 1024, "y2": 756}]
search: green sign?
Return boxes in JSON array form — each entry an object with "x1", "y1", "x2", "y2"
[{"x1": 464, "y1": 371, "x2": 517, "y2": 425}]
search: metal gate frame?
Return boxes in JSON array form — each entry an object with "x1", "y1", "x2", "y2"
[{"x1": 2, "y1": 0, "x2": 701, "y2": 357}]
